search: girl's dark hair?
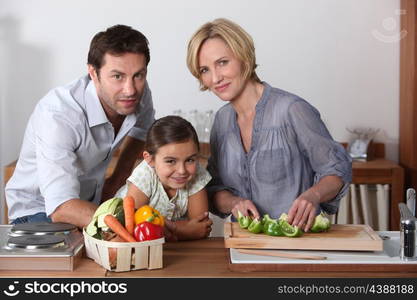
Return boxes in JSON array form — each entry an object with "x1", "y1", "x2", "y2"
[
  {"x1": 88, "y1": 24, "x2": 150, "y2": 73},
  {"x1": 145, "y1": 116, "x2": 200, "y2": 155}
]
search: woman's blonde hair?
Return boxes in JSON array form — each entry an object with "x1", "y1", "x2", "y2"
[{"x1": 186, "y1": 18, "x2": 260, "y2": 91}]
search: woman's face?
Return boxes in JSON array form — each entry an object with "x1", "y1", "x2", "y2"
[{"x1": 198, "y1": 37, "x2": 245, "y2": 102}]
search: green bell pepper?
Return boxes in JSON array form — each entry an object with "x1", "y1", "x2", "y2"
[
  {"x1": 261, "y1": 214, "x2": 274, "y2": 226},
  {"x1": 247, "y1": 218, "x2": 263, "y2": 234},
  {"x1": 265, "y1": 220, "x2": 284, "y2": 236},
  {"x1": 237, "y1": 211, "x2": 252, "y2": 229},
  {"x1": 261, "y1": 214, "x2": 275, "y2": 233},
  {"x1": 310, "y1": 212, "x2": 331, "y2": 233},
  {"x1": 278, "y1": 213, "x2": 303, "y2": 237}
]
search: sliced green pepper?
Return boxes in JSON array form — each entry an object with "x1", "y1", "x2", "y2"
[
  {"x1": 237, "y1": 211, "x2": 252, "y2": 229},
  {"x1": 261, "y1": 214, "x2": 275, "y2": 233},
  {"x1": 261, "y1": 214, "x2": 274, "y2": 226},
  {"x1": 278, "y1": 213, "x2": 303, "y2": 237},
  {"x1": 280, "y1": 221, "x2": 303, "y2": 237},
  {"x1": 247, "y1": 218, "x2": 263, "y2": 234},
  {"x1": 265, "y1": 220, "x2": 284, "y2": 236},
  {"x1": 278, "y1": 213, "x2": 288, "y2": 222},
  {"x1": 310, "y1": 212, "x2": 331, "y2": 233}
]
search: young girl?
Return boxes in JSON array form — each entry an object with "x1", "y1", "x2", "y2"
[{"x1": 116, "y1": 115, "x2": 213, "y2": 241}]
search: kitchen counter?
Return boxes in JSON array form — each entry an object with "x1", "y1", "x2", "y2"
[
  {"x1": 2, "y1": 238, "x2": 416, "y2": 278},
  {"x1": 0, "y1": 257, "x2": 107, "y2": 278}
]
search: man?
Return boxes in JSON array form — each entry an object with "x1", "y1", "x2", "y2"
[{"x1": 5, "y1": 25, "x2": 155, "y2": 228}]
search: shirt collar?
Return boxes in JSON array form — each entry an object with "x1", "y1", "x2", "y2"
[{"x1": 85, "y1": 79, "x2": 110, "y2": 128}]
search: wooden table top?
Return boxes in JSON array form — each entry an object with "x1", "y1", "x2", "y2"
[
  {"x1": 0, "y1": 258, "x2": 107, "y2": 278},
  {"x1": 352, "y1": 158, "x2": 402, "y2": 169},
  {"x1": 1, "y1": 238, "x2": 416, "y2": 278},
  {"x1": 106, "y1": 238, "x2": 417, "y2": 278}
]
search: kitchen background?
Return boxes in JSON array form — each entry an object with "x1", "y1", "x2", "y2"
[{"x1": 0, "y1": 0, "x2": 400, "y2": 224}]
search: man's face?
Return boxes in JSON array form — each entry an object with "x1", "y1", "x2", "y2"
[{"x1": 88, "y1": 52, "x2": 147, "y2": 119}]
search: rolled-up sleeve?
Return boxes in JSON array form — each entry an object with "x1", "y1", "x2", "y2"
[
  {"x1": 288, "y1": 100, "x2": 352, "y2": 214},
  {"x1": 128, "y1": 82, "x2": 155, "y2": 141},
  {"x1": 33, "y1": 106, "x2": 82, "y2": 216}
]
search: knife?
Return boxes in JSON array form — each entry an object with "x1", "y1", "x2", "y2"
[{"x1": 237, "y1": 249, "x2": 327, "y2": 260}]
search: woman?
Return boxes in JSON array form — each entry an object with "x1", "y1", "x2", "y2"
[{"x1": 186, "y1": 18, "x2": 352, "y2": 232}]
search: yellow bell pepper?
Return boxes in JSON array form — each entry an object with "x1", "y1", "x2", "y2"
[{"x1": 134, "y1": 205, "x2": 165, "y2": 227}]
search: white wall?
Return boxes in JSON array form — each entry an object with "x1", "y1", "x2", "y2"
[{"x1": 0, "y1": 0, "x2": 401, "y2": 222}]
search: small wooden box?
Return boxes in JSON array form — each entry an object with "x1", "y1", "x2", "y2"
[{"x1": 83, "y1": 229, "x2": 164, "y2": 272}]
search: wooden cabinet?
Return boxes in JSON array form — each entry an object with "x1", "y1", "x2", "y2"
[
  {"x1": 400, "y1": 0, "x2": 417, "y2": 194},
  {"x1": 351, "y1": 159, "x2": 404, "y2": 230}
]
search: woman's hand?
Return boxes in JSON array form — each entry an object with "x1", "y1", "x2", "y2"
[
  {"x1": 213, "y1": 190, "x2": 259, "y2": 219},
  {"x1": 287, "y1": 189, "x2": 321, "y2": 232},
  {"x1": 230, "y1": 196, "x2": 260, "y2": 220},
  {"x1": 287, "y1": 176, "x2": 343, "y2": 231}
]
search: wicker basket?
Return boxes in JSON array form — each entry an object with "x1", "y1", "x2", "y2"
[{"x1": 83, "y1": 229, "x2": 164, "y2": 272}]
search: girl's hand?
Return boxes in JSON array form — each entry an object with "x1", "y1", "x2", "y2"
[
  {"x1": 230, "y1": 196, "x2": 260, "y2": 220},
  {"x1": 163, "y1": 219, "x2": 178, "y2": 242},
  {"x1": 186, "y1": 212, "x2": 213, "y2": 239},
  {"x1": 287, "y1": 189, "x2": 321, "y2": 232},
  {"x1": 176, "y1": 212, "x2": 213, "y2": 240}
]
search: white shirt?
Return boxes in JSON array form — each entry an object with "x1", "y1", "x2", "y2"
[{"x1": 5, "y1": 75, "x2": 155, "y2": 220}]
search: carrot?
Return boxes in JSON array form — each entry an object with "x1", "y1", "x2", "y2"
[
  {"x1": 123, "y1": 196, "x2": 135, "y2": 235},
  {"x1": 104, "y1": 215, "x2": 136, "y2": 242}
]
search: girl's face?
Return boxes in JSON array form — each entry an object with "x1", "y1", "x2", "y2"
[
  {"x1": 198, "y1": 37, "x2": 246, "y2": 102},
  {"x1": 145, "y1": 140, "x2": 199, "y2": 193}
]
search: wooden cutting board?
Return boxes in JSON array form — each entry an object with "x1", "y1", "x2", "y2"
[{"x1": 224, "y1": 222, "x2": 383, "y2": 251}]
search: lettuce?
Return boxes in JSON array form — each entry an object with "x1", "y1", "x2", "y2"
[{"x1": 85, "y1": 197, "x2": 124, "y2": 238}]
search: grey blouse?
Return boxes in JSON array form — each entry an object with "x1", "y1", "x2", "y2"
[{"x1": 207, "y1": 82, "x2": 352, "y2": 219}]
